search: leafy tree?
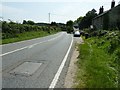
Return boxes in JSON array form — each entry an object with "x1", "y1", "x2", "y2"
[
  {"x1": 78, "y1": 9, "x2": 97, "y2": 29},
  {"x1": 23, "y1": 20, "x2": 27, "y2": 24},
  {"x1": 66, "y1": 20, "x2": 73, "y2": 27},
  {"x1": 74, "y1": 16, "x2": 83, "y2": 24},
  {"x1": 51, "y1": 22, "x2": 58, "y2": 26},
  {"x1": 22, "y1": 20, "x2": 35, "y2": 25},
  {"x1": 27, "y1": 20, "x2": 35, "y2": 25},
  {"x1": 66, "y1": 20, "x2": 73, "y2": 33}
]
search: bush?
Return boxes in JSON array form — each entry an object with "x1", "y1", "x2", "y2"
[
  {"x1": 2, "y1": 21, "x2": 61, "y2": 39},
  {"x1": 75, "y1": 30, "x2": 120, "y2": 88}
]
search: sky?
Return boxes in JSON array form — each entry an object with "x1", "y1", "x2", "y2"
[{"x1": 1, "y1": 0, "x2": 120, "y2": 23}]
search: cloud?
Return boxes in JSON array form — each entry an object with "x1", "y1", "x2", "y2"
[
  {"x1": 51, "y1": 3, "x2": 94, "y2": 23},
  {"x1": 1, "y1": 1, "x2": 119, "y2": 23},
  {"x1": 50, "y1": 4, "x2": 76, "y2": 22},
  {"x1": 2, "y1": 4, "x2": 27, "y2": 22},
  {"x1": 0, "y1": 4, "x2": 2, "y2": 16},
  {"x1": 2, "y1": 4, "x2": 25, "y2": 15}
]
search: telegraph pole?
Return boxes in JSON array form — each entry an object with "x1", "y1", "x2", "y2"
[
  {"x1": 48, "y1": 13, "x2": 50, "y2": 23},
  {"x1": 48, "y1": 13, "x2": 51, "y2": 34}
]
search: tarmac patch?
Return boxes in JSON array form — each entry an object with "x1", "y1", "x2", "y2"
[{"x1": 10, "y1": 62, "x2": 42, "y2": 76}]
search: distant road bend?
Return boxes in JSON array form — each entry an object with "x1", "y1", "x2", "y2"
[{"x1": 1, "y1": 32, "x2": 73, "y2": 88}]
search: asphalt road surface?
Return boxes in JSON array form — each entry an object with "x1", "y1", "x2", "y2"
[{"x1": 1, "y1": 32, "x2": 74, "y2": 88}]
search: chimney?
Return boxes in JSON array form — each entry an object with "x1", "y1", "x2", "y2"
[
  {"x1": 111, "y1": 0, "x2": 115, "y2": 8},
  {"x1": 101, "y1": 6, "x2": 104, "y2": 13},
  {"x1": 99, "y1": 6, "x2": 104, "y2": 14},
  {"x1": 99, "y1": 7, "x2": 102, "y2": 14}
]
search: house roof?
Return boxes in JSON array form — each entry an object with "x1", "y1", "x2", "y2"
[{"x1": 93, "y1": 4, "x2": 120, "y2": 20}]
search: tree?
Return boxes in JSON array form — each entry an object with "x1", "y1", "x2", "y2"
[
  {"x1": 51, "y1": 22, "x2": 58, "y2": 26},
  {"x1": 66, "y1": 20, "x2": 73, "y2": 27},
  {"x1": 78, "y1": 9, "x2": 97, "y2": 29},
  {"x1": 23, "y1": 20, "x2": 35, "y2": 25},
  {"x1": 23, "y1": 20, "x2": 27, "y2": 24},
  {"x1": 66, "y1": 20, "x2": 73, "y2": 33},
  {"x1": 27, "y1": 20, "x2": 35, "y2": 25},
  {"x1": 74, "y1": 16, "x2": 83, "y2": 24}
]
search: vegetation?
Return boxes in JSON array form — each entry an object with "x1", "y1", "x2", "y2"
[
  {"x1": 1, "y1": 21, "x2": 61, "y2": 44},
  {"x1": 51, "y1": 22, "x2": 58, "y2": 26},
  {"x1": 75, "y1": 30, "x2": 120, "y2": 88},
  {"x1": 22, "y1": 20, "x2": 35, "y2": 25},
  {"x1": 75, "y1": 9, "x2": 97, "y2": 29},
  {"x1": 74, "y1": 16, "x2": 83, "y2": 24},
  {"x1": 66, "y1": 20, "x2": 73, "y2": 33}
]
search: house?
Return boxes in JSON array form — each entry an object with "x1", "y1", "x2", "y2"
[{"x1": 92, "y1": 2, "x2": 120, "y2": 30}]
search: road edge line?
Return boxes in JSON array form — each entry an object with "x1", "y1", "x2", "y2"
[{"x1": 49, "y1": 35, "x2": 73, "y2": 88}]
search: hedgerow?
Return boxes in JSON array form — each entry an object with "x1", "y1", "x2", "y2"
[{"x1": 2, "y1": 21, "x2": 61, "y2": 39}]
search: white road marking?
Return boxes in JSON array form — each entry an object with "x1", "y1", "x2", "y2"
[
  {"x1": 0, "y1": 33, "x2": 63, "y2": 57},
  {"x1": 28, "y1": 45, "x2": 34, "y2": 49},
  {"x1": 49, "y1": 35, "x2": 73, "y2": 88},
  {"x1": 0, "y1": 47, "x2": 27, "y2": 57}
]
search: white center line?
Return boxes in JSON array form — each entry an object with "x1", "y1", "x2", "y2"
[
  {"x1": 49, "y1": 35, "x2": 73, "y2": 88},
  {"x1": 0, "y1": 33, "x2": 63, "y2": 57},
  {"x1": 28, "y1": 45, "x2": 34, "y2": 49}
]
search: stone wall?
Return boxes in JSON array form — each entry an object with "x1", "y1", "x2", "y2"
[
  {"x1": 109, "y1": 4, "x2": 120, "y2": 29},
  {"x1": 92, "y1": 4, "x2": 120, "y2": 30}
]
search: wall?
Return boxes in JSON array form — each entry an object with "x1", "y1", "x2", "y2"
[
  {"x1": 109, "y1": 4, "x2": 120, "y2": 29},
  {"x1": 92, "y1": 4, "x2": 120, "y2": 30}
]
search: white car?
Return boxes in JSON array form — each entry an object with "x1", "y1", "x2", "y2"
[{"x1": 74, "y1": 31, "x2": 80, "y2": 37}]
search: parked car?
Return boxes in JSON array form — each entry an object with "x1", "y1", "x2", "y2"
[{"x1": 74, "y1": 31, "x2": 80, "y2": 37}]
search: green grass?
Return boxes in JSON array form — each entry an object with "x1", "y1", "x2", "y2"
[
  {"x1": 74, "y1": 37, "x2": 119, "y2": 88},
  {"x1": 1, "y1": 30, "x2": 59, "y2": 44}
]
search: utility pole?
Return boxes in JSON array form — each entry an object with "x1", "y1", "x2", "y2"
[
  {"x1": 48, "y1": 13, "x2": 50, "y2": 24},
  {"x1": 48, "y1": 13, "x2": 51, "y2": 34}
]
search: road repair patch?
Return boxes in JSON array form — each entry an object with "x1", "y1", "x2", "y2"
[{"x1": 10, "y1": 62, "x2": 42, "y2": 76}]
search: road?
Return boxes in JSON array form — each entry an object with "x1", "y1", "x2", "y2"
[{"x1": 1, "y1": 32, "x2": 74, "y2": 88}]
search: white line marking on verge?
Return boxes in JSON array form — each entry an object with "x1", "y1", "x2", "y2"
[
  {"x1": 0, "y1": 33, "x2": 63, "y2": 57},
  {"x1": 49, "y1": 35, "x2": 73, "y2": 88}
]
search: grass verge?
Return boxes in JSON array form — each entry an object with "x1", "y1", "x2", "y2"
[
  {"x1": 74, "y1": 35, "x2": 119, "y2": 88},
  {"x1": 1, "y1": 30, "x2": 59, "y2": 44}
]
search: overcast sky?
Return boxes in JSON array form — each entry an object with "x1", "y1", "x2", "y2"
[{"x1": 1, "y1": 0, "x2": 120, "y2": 23}]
